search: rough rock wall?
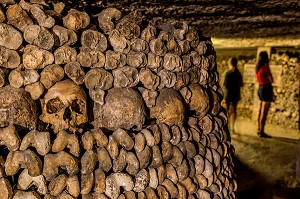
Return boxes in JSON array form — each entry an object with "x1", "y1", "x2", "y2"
[
  {"x1": 269, "y1": 51, "x2": 299, "y2": 129},
  {"x1": 45, "y1": 0, "x2": 300, "y2": 38},
  {"x1": 0, "y1": 0, "x2": 236, "y2": 198}
]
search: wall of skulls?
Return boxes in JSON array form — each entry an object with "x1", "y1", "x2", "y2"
[
  {"x1": 268, "y1": 51, "x2": 299, "y2": 129},
  {"x1": 0, "y1": 0, "x2": 237, "y2": 199}
]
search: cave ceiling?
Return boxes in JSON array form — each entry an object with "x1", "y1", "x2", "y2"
[{"x1": 45, "y1": 0, "x2": 300, "y2": 39}]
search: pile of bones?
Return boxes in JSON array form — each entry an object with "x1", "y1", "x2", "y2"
[{"x1": 0, "y1": 0, "x2": 236, "y2": 198}]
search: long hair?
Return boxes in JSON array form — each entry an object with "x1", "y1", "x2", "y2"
[{"x1": 256, "y1": 51, "x2": 269, "y2": 73}]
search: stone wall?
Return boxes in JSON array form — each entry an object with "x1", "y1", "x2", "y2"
[
  {"x1": 43, "y1": 0, "x2": 300, "y2": 38},
  {"x1": 269, "y1": 50, "x2": 299, "y2": 129}
]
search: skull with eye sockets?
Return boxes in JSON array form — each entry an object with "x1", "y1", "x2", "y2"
[{"x1": 40, "y1": 79, "x2": 88, "y2": 133}]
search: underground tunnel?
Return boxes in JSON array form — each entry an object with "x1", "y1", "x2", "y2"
[{"x1": 0, "y1": 0, "x2": 299, "y2": 199}]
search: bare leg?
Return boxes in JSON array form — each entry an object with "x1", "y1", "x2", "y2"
[
  {"x1": 257, "y1": 101, "x2": 263, "y2": 132},
  {"x1": 230, "y1": 102, "x2": 238, "y2": 133},
  {"x1": 226, "y1": 101, "x2": 231, "y2": 132},
  {"x1": 257, "y1": 101, "x2": 272, "y2": 138},
  {"x1": 260, "y1": 101, "x2": 271, "y2": 133}
]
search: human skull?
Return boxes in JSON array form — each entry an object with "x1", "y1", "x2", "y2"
[
  {"x1": 93, "y1": 87, "x2": 146, "y2": 131},
  {"x1": 150, "y1": 88, "x2": 185, "y2": 126},
  {"x1": 188, "y1": 84, "x2": 210, "y2": 118},
  {"x1": 0, "y1": 86, "x2": 38, "y2": 130},
  {"x1": 40, "y1": 79, "x2": 88, "y2": 133}
]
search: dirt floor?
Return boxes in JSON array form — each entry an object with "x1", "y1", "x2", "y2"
[{"x1": 231, "y1": 117, "x2": 300, "y2": 199}]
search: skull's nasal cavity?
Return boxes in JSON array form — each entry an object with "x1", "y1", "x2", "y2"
[{"x1": 63, "y1": 107, "x2": 72, "y2": 120}]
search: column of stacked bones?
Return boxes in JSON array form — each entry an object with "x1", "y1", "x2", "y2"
[{"x1": 0, "y1": 0, "x2": 237, "y2": 198}]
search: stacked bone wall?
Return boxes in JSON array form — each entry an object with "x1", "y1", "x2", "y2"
[
  {"x1": 0, "y1": 0, "x2": 237, "y2": 198},
  {"x1": 268, "y1": 50, "x2": 299, "y2": 129}
]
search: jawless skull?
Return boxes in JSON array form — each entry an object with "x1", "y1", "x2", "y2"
[
  {"x1": 93, "y1": 87, "x2": 146, "y2": 131},
  {"x1": 0, "y1": 86, "x2": 37, "y2": 130},
  {"x1": 40, "y1": 79, "x2": 88, "y2": 132},
  {"x1": 150, "y1": 88, "x2": 185, "y2": 126}
]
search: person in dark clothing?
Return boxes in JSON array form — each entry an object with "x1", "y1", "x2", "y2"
[
  {"x1": 223, "y1": 57, "x2": 243, "y2": 134},
  {"x1": 256, "y1": 51, "x2": 274, "y2": 138}
]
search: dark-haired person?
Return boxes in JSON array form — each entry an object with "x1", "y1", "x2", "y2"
[
  {"x1": 223, "y1": 57, "x2": 243, "y2": 134},
  {"x1": 256, "y1": 51, "x2": 274, "y2": 138}
]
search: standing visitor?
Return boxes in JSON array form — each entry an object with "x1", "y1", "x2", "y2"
[
  {"x1": 223, "y1": 57, "x2": 243, "y2": 134},
  {"x1": 256, "y1": 51, "x2": 274, "y2": 138}
]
